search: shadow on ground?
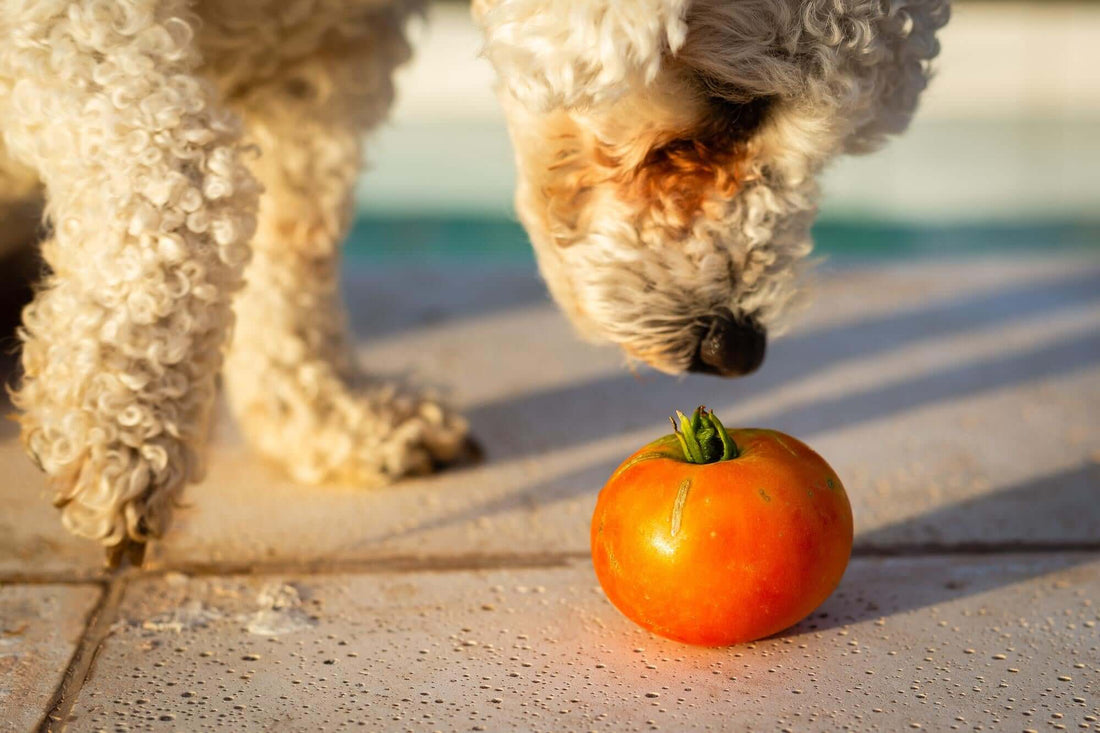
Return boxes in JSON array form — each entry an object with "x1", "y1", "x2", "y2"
[
  {"x1": 368, "y1": 268, "x2": 1100, "y2": 635},
  {"x1": 465, "y1": 268, "x2": 1100, "y2": 463},
  {"x1": 381, "y1": 270, "x2": 1100, "y2": 544},
  {"x1": 346, "y1": 263, "x2": 549, "y2": 340},
  {"x1": 783, "y1": 552, "x2": 1099, "y2": 640},
  {"x1": 786, "y1": 462, "x2": 1100, "y2": 635}
]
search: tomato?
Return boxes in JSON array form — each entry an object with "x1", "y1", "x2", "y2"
[{"x1": 591, "y1": 407, "x2": 852, "y2": 646}]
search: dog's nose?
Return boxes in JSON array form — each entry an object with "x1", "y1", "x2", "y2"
[{"x1": 689, "y1": 314, "x2": 766, "y2": 377}]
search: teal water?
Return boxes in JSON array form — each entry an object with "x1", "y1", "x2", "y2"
[{"x1": 345, "y1": 216, "x2": 1100, "y2": 264}]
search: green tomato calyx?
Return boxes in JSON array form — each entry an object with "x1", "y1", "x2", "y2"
[{"x1": 669, "y1": 406, "x2": 739, "y2": 464}]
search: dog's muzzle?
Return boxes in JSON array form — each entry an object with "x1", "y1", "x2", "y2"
[{"x1": 689, "y1": 313, "x2": 766, "y2": 377}]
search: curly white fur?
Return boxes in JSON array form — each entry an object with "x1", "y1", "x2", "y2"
[
  {"x1": 0, "y1": 0, "x2": 946, "y2": 551},
  {"x1": 198, "y1": 0, "x2": 468, "y2": 486},
  {"x1": 477, "y1": 0, "x2": 692, "y2": 110},
  {"x1": 0, "y1": 0, "x2": 468, "y2": 549},
  {"x1": 1, "y1": 0, "x2": 260, "y2": 544},
  {"x1": 480, "y1": 0, "x2": 949, "y2": 372}
]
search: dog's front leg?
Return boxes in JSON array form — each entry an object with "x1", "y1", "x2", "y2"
[
  {"x1": 1, "y1": 1, "x2": 258, "y2": 555},
  {"x1": 218, "y1": 7, "x2": 470, "y2": 486}
]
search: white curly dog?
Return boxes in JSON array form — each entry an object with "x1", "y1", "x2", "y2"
[{"x1": 0, "y1": 0, "x2": 947, "y2": 560}]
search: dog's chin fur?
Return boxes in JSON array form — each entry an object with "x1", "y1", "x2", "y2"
[{"x1": 479, "y1": 0, "x2": 949, "y2": 374}]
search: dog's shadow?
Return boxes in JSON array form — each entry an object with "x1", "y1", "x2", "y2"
[
  {"x1": 463, "y1": 267, "x2": 1100, "y2": 463},
  {"x1": 375, "y1": 266, "x2": 1100, "y2": 542},
  {"x1": 368, "y1": 266, "x2": 1100, "y2": 633}
]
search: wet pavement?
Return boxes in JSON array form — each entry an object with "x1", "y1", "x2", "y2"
[{"x1": 2, "y1": 254, "x2": 1098, "y2": 731}]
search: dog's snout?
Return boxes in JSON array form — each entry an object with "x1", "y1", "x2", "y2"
[{"x1": 690, "y1": 314, "x2": 766, "y2": 377}]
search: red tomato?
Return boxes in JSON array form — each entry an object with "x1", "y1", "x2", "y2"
[{"x1": 591, "y1": 408, "x2": 853, "y2": 646}]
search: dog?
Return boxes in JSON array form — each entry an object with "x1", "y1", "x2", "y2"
[{"x1": 0, "y1": 0, "x2": 948, "y2": 560}]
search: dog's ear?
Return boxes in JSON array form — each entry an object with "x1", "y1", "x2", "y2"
[
  {"x1": 838, "y1": 0, "x2": 950, "y2": 153},
  {"x1": 672, "y1": 0, "x2": 949, "y2": 159}
]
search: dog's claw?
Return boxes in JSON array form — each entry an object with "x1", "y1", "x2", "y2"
[
  {"x1": 433, "y1": 434, "x2": 484, "y2": 471},
  {"x1": 104, "y1": 537, "x2": 147, "y2": 571}
]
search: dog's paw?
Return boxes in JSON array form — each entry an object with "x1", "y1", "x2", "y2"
[
  {"x1": 374, "y1": 394, "x2": 476, "y2": 479},
  {"x1": 22, "y1": 430, "x2": 191, "y2": 548},
  {"x1": 236, "y1": 381, "x2": 475, "y2": 486},
  {"x1": 478, "y1": 0, "x2": 690, "y2": 111}
]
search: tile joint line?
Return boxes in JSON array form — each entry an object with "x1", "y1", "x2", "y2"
[
  {"x1": 4, "y1": 542, "x2": 1100, "y2": 587},
  {"x1": 36, "y1": 575, "x2": 128, "y2": 733}
]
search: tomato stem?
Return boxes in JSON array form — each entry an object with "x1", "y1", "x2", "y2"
[{"x1": 669, "y1": 406, "x2": 739, "y2": 463}]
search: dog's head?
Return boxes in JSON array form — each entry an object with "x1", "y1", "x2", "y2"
[{"x1": 482, "y1": 0, "x2": 948, "y2": 376}]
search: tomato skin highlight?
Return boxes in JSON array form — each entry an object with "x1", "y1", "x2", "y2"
[{"x1": 591, "y1": 428, "x2": 853, "y2": 646}]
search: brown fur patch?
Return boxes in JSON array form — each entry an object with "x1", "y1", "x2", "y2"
[
  {"x1": 619, "y1": 133, "x2": 747, "y2": 228},
  {"x1": 519, "y1": 94, "x2": 770, "y2": 245},
  {"x1": 613, "y1": 97, "x2": 769, "y2": 230},
  {"x1": 523, "y1": 96, "x2": 769, "y2": 247}
]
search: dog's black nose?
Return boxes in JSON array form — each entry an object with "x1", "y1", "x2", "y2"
[{"x1": 689, "y1": 314, "x2": 766, "y2": 377}]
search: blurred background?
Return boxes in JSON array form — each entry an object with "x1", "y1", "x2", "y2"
[{"x1": 346, "y1": 0, "x2": 1100, "y2": 264}]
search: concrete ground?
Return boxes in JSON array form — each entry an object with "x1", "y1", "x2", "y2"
[{"x1": 1, "y1": 253, "x2": 1098, "y2": 731}]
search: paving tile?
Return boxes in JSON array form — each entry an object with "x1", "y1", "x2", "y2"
[
  {"x1": 0, "y1": 583, "x2": 102, "y2": 732},
  {"x1": 68, "y1": 555, "x2": 1099, "y2": 731},
  {"x1": 148, "y1": 256, "x2": 1100, "y2": 567}
]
